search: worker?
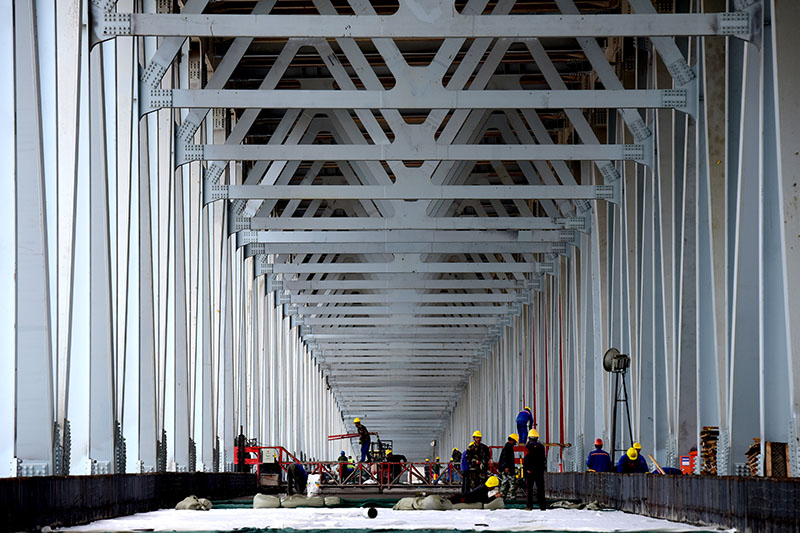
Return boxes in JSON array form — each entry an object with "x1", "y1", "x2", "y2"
[
  {"x1": 516, "y1": 406, "x2": 534, "y2": 443},
  {"x1": 449, "y1": 448, "x2": 461, "y2": 483},
  {"x1": 465, "y1": 430, "x2": 491, "y2": 490},
  {"x1": 286, "y1": 462, "x2": 308, "y2": 495},
  {"x1": 384, "y1": 449, "x2": 407, "y2": 484},
  {"x1": 433, "y1": 456, "x2": 441, "y2": 482},
  {"x1": 523, "y1": 429, "x2": 547, "y2": 511},
  {"x1": 586, "y1": 438, "x2": 612, "y2": 472},
  {"x1": 448, "y1": 475, "x2": 502, "y2": 505},
  {"x1": 354, "y1": 417, "x2": 371, "y2": 462},
  {"x1": 616, "y1": 447, "x2": 643, "y2": 473},
  {"x1": 497, "y1": 433, "x2": 519, "y2": 499},
  {"x1": 337, "y1": 451, "x2": 349, "y2": 481},
  {"x1": 424, "y1": 458, "x2": 431, "y2": 482},
  {"x1": 460, "y1": 441, "x2": 472, "y2": 492},
  {"x1": 633, "y1": 442, "x2": 649, "y2": 472}
]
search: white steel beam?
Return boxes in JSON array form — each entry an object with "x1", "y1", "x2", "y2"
[
  {"x1": 290, "y1": 293, "x2": 523, "y2": 304},
  {"x1": 214, "y1": 184, "x2": 616, "y2": 202},
  {"x1": 244, "y1": 216, "x2": 583, "y2": 231},
  {"x1": 147, "y1": 88, "x2": 689, "y2": 112},
  {"x1": 293, "y1": 305, "x2": 515, "y2": 315},
  {"x1": 186, "y1": 144, "x2": 646, "y2": 165},
  {"x1": 282, "y1": 279, "x2": 526, "y2": 291},
  {"x1": 103, "y1": 13, "x2": 751, "y2": 39},
  {"x1": 269, "y1": 262, "x2": 541, "y2": 274}
]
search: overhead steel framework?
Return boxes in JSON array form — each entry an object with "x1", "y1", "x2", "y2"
[{"x1": 1, "y1": 0, "x2": 798, "y2": 480}]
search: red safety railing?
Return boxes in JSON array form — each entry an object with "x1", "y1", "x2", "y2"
[{"x1": 268, "y1": 460, "x2": 465, "y2": 488}]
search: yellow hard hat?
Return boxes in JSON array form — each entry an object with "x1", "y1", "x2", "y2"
[
  {"x1": 425, "y1": 458, "x2": 429, "y2": 462},
  {"x1": 436, "y1": 456, "x2": 439, "y2": 460},
  {"x1": 509, "y1": 433, "x2": 519, "y2": 443},
  {"x1": 627, "y1": 447, "x2": 638, "y2": 460},
  {"x1": 386, "y1": 449, "x2": 392, "y2": 454},
  {"x1": 354, "y1": 417, "x2": 361, "y2": 423},
  {"x1": 528, "y1": 429, "x2": 540, "y2": 439},
  {"x1": 472, "y1": 430, "x2": 483, "y2": 438},
  {"x1": 524, "y1": 406, "x2": 531, "y2": 412},
  {"x1": 485, "y1": 475, "x2": 500, "y2": 488},
  {"x1": 633, "y1": 442, "x2": 642, "y2": 451},
  {"x1": 452, "y1": 447, "x2": 458, "y2": 452}
]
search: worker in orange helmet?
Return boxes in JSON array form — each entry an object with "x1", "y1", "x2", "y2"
[{"x1": 586, "y1": 438, "x2": 612, "y2": 472}]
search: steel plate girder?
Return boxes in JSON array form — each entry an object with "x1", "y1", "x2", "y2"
[
  {"x1": 281, "y1": 279, "x2": 527, "y2": 291},
  {"x1": 147, "y1": 88, "x2": 688, "y2": 112},
  {"x1": 249, "y1": 229, "x2": 571, "y2": 243},
  {"x1": 269, "y1": 263, "x2": 540, "y2": 274},
  {"x1": 104, "y1": 13, "x2": 751, "y2": 39},
  {"x1": 245, "y1": 216, "x2": 583, "y2": 231},
  {"x1": 186, "y1": 144, "x2": 646, "y2": 165}
]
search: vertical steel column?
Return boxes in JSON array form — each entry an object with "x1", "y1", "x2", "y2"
[
  {"x1": 13, "y1": 0, "x2": 55, "y2": 476},
  {"x1": 770, "y1": 0, "x2": 800, "y2": 477}
]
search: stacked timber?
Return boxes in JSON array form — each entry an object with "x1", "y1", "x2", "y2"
[
  {"x1": 700, "y1": 426, "x2": 719, "y2": 475},
  {"x1": 745, "y1": 438, "x2": 761, "y2": 476}
]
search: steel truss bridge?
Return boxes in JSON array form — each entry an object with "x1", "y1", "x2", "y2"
[{"x1": 2, "y1": 0, "x2": 798, "y2": 482}]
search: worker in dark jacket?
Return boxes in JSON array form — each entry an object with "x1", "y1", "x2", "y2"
[
  {"x1": 523, "y1": 429, "x2": 547, "y2": 511},
  {"x1": 617, "y1": 447, "x2": 645, "y2": 473},
  {"x1": 586, "y1": 438, "x2": 612, "y2": 472},
  {"x1": 497, "y1": 433, "x2": 519, "y2": 498},
  {"x1": 354, "y1": 417, "x2": 371, "y2": 462},
  {"x1": 465, "y1": 430, "x2": 491, "y2": 489},
  {"x1": 384, "y1": 449, "x2": 407, "y2": 483},
  {"x1": 449, "y1": 475, "x2": 502, "y2": 505},
  {"x1": 286, "y1": 462, "x2": 308, "y2": 495},
  {"x1": 516, "y1": 407, "x2": 534, "y2": 443}
]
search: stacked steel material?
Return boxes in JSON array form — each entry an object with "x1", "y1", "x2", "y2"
[
  {"x1": 700, "y1": 426, "x2": 719, "y2": 475},
  {"x1": 745, "y1": 438, "x2": 761, "y2": 476}
]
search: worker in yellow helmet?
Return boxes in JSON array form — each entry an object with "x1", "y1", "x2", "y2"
[
  {"x1": 464, "y1": 430, "x2": 491, "y2": 494},
  {"x1": 523, "y1": 428, "x2": 547, "y2": 511},
  {"x1": 497, "y1": 433, "x2": 520, "y2": 499},
  {"x1": 449, "y1": 475, "x2": 503, "y2": 505},
  {"x1": 633, "y1": 442, "x2": 649, "y2": 472},
  {"x1": 354, "y1": 417, "x2": 371, "y2": 462},
  {"x1": 616, "y1": 447, "x2": 642, "y2": 473},
  {"x1": 432, "y1": 456, "x2": 441, "y2": 482}
]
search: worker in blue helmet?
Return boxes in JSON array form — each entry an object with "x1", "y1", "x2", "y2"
[{"x1": 516, "y1": 406, "x2": 534, "y2": 445}]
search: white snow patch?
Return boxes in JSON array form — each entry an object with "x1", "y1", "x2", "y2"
[{"x1": 59, "y1": 507, "x2": 730, "y2": 532}]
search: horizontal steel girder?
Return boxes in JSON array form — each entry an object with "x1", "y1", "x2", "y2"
[
  {"x1": 212, "y1": 184, "x2": 616, "y2": 202},
  {"x1": 281, "y1": 279, "x2": 526, "y2": 291},
  {"x1": 294, "y1": 305, "x2": 515, "y2": 315},
  {"x1": 252, "y1": 242, "x2": 555, "y2": 254},
  {"x1": 268, "y1": 263, "x2": 539, "y2": 274},
  {"x1": 302, "y1": 317, "x2": 505, "y2": 325},
  {"x1": 319, "y1": 357, "x2": 478, "y2": 364},
  {"x1": 188, "y1": 144, "x2": 646, "y2": 164},
  {"x1": 290, "y1": 293, "x2": 524, "y2": 304},
  {"x1": 147, "y1": 88, "x2": 688, "y2": 112},
  {"x1": 248, "y1": 229, "x2": 572, "y2": 243},
  {"x1": 245, "y1": 216, "x2": 583, "y2": 231},
  {"x1": 105, "y1": 13, "x2": 751, "y2": 39}
]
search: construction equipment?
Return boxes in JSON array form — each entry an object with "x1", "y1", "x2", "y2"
[{"x1": 603, "y1": 347, "x2": 633, "y2": 462}]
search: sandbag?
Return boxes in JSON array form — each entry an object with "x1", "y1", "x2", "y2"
[
  {"x1": 392, "y1": 497, "x2": 419, "y2": 510},
  {"x1": 323, "y1": 496, "x2": 341, "y2": 507},
  {"x1": 198, "y1": 498, "x2": 213, "y2": 510},
  {"x1": 281, "y1": 494, "x2": 324, "y2": 508},
  {"x1": 584, "y1": 501, "x2": 604, "y2": 511},
  {"x1": 484, "y1": 497, "x2": 504, "y2": 510},
  {"x1": 417, "y1": 495, "x2": 453, "y2": 511},
  {"x1": 253, "y1": 494, "x2": 281, "y2": 509},
  {"x1": 175, "y1": 495, "x2": 209, "y2": 511},
  {"x1": 452, "y1": 502, "x2": 483, "y2": 510}
]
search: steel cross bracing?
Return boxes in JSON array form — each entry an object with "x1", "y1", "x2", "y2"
[{"x1": 5, "y1": 0, "x2": 800, "y2": 479}]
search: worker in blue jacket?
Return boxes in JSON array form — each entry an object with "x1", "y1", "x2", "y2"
[
  {"x1": 616, "y1": 448, "x2": 645, "y2": 473},
  {"x1": 586, "y1": 438, "x2": 612, "y2": 472},
  {"x1": 460, "y1": 441, "x2": 472, "y2": 493},
  {"x1": 516, "y1": 407, "x2": 534, "y2": 445},
  {"x1": 286, "y1": 462, "x2": 308, "y2": 495}
]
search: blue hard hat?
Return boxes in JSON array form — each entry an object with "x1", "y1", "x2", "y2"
[{"x1": 340, "y1": 451, "x2": 345, "y2": 456}]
